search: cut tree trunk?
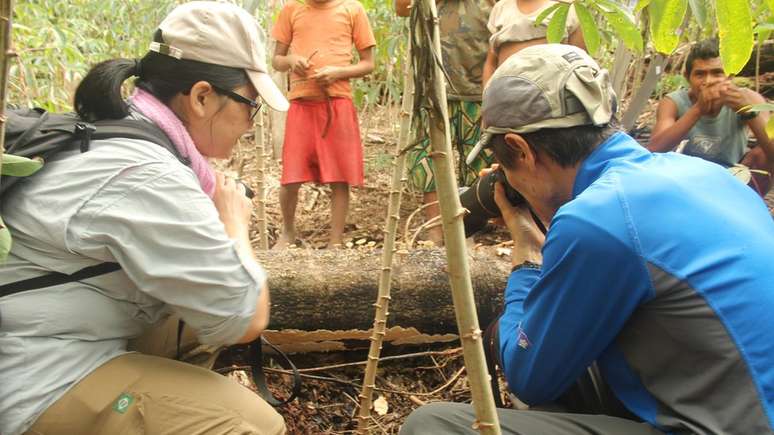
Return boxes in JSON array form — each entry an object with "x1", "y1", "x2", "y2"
[{"x1": 257, "y1": 248, "x2": 510, "y2": 334}]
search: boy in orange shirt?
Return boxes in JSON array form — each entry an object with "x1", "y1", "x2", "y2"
[{"x1": 272, "y1": 0, "x2": 376, "y2": 249}]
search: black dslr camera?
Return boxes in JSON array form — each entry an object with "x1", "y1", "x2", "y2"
[{"x1": 459, "y1": 168, "x2": 526, "y2": 237}]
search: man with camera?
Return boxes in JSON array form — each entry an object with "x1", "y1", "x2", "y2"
[{"x1": 400, "y1": 44, "x2": 774, "y2": 434}]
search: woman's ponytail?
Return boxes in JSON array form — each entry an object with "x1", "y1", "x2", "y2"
[{"x1": 74, "y1": 58, "x2": 140, "y2": 122}]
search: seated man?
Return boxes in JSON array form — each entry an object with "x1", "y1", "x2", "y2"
[
  {"x1": 400, "y1": 44, "x2": 774, "y2": 434},
  {"x1": 649, "y1": 38, "x2": 773, "y2": 196}
]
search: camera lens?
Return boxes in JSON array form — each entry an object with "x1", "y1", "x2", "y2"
[{"x1": 459, "y1": 168, "x2": 525, "y2": 237}]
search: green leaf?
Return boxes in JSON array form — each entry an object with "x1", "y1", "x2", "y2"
[
  {"x1": 768, "y1": 117, "x2": 774, "y2": 139},
  {"x1": 767, "y1": 0, "x2": 774, "y2": 13},
  {"x1": 753, "y1": 23, "x2": 774, "y2": 34},
  {"x1": 649, "y1": 0, "x2": 688, "y2": 54},
  {"x1": 716, "y1": 0, "x2": 754, "y2": 75},
  {"x1": 687, "y1": 0, "x2": 707, "y2": 27},
  {"x1": 596, "y1": 2, "x2": 643, "y2": 53},
  {"x1": 534, "y1": 2, "x2": 562, "y2": 26},
  {"x1": 634, "y1": 0, "x2": 652, "y2": 13},
  {"x1": 742, "y1": 103, "x2": 774, "y2": 112},
  {"x1": 1, "y1": 154, "x2": 44, "y2": 177},
  {"x1": 575, "y1": 3, "x2": 601, "y2": 56},
  {"x1": 546, "y1": 3, "x2": 570, "y2": 43},
  {"x1": 0, "y1": 216, "x2": 10, "y2": 264}
]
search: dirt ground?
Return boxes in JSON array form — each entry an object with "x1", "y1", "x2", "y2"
[{"x1": 220, "y1": 104, "x2": 774, "y2": 435}]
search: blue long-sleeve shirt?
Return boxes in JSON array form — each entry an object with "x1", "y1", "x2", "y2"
[{"x1": 499, "y1": 132, "x2": 774, "y2": 434}]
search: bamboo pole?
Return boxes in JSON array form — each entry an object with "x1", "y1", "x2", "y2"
[
  {"x1": 420, "y1": 0, "x2": 501, "y2": 432},
  {"x1": 254, "y1": 107, "x2": 269, "y2": 250},
  {"x1": 355, "y1": 44, "x2": 415, "y2": 434},
  {"x1": 0, "y1": 0, "x2": 14, "y2": 157},
  {"x1": 0, "y1": 0, "x2": 15, "y2": 262}
]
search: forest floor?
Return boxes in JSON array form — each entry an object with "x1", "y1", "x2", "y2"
[{"x1": 220, "y1": 102, "x2": 774, "y2": 435}]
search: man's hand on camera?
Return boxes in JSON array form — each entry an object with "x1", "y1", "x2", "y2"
[{"x1": 492, "y1": 179, "x2": 545, "y2": 268}]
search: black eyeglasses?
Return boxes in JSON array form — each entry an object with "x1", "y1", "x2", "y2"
[{"x1": 213, "y1": 86, "x2": 262, "y2": 121}]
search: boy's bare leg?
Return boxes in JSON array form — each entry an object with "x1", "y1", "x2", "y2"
[
  {"x1": 328, "y1": 182, "x2": 349, "y2": 248},
  {"x1": 275, "y1": 182, "x2": 302, "y2": 249},
  {"x1": 424, "y1": 191, "x2": 444, "y2": 246}
]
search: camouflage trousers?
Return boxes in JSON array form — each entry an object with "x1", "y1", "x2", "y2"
[{"x1": 407, "y1": 100, "x2": 495, "y2": 193}]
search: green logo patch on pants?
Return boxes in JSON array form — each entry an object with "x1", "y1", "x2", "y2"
[{"x1": 112, "y1": 392, "x2": 134, "y2": 414}]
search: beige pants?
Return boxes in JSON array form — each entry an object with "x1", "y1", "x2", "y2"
[{"x1": 26, "y1": 318, "x2": 285, "y2": 435}]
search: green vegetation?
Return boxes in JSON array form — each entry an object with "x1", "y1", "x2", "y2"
[
  {"x1": 11, "y1": 0, "x2": 180, "y2": 111},
  {"x1": 9, "y1": 0, "x2": 406, "y2": 112}
]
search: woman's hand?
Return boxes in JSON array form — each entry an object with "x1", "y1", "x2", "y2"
[{"x1": 212, "y1": 172, "x2": 252, "y2": 239}]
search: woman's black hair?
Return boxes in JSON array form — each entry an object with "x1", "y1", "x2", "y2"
[{"x1": 74, "y1": 30, "x2": 249, "y2": 121}]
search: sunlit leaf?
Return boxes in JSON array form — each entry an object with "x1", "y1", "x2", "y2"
[
  {"x1": 716, "y1": 0, "x2": 754, "y2": 75},
  {"x1": 1, "y1": 154, "x2": 43, "y2": 177},
  {"x1": 741, "y1": 103, "x2": 774, "y2": 112},
  {"x1": 535, "y1": 3, "x2": 562, "y2": 26},
  {"x1": 634, "y1": 0, "x2": 652, "y2": 13},
  {"x1": 649, "y1": 0, "x2": 688, "y2": 54},
  {"x1": 575, "y1": 3, "x2": 601, "y2": 56},
  {"x1": 768, "y1": 117, "x2": 774, "y2": 139},
  {"x1": 687, "y1": 0, "x2": 707, "y2": 28},
  {"x1": 595, "y1": 1, "x2": 643, "y2": 53},
  {"x1": 546, "y1": 3, "x2": 570, "y2": 43},
  {"x1": 753, "y1": 23, "x2": 774, "y2": 34},
  {"x1": 0, "y1": 216, "x2": 11, "y2": 264}
]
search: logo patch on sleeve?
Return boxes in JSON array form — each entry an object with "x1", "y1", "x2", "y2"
[{"x1": 517, "y1": 327, "x2": 531, "y2": 350}]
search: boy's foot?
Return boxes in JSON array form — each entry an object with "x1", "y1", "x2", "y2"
[
  {"x1": 326, "y1": 238, "x2": 344, "y2": 249},
  {"x1": 272, "y1": 233, "x2": 296, "y2": 250}
]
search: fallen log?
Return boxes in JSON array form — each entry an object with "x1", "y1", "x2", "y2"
[{"x1": 257, "y1": 248, "x2": 510, "y2": 335}]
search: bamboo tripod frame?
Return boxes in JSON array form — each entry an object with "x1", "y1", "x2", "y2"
[
  {"x1": 356, "y1": 43, "x2": 416, "y2": 433},
  {"x1": 253, "y1": 107, "x2": 270, "y2": 251},
  {"x1": 356, "y1": 1, "x2": 501, "y2": 432}
]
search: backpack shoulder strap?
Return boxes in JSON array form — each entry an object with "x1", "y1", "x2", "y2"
[
  {"x1": 0, "y1": 262, "x2": 121, "y2": 298},
  {"x1": 91, "y1": 119, "x2": 189, "y2": 165}
]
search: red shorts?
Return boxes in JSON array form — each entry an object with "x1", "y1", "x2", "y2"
[{"x1": 281, "y1": 97, "x2": 364, "y2": 186}]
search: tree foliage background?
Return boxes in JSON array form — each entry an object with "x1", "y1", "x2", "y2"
[{"x1": 8, "y1": 0, "x2": 771, "y2": 112}]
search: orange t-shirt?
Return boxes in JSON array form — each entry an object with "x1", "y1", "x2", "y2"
[{"x1": 272, "y1": 0, "x2": 376, "y2": 100}]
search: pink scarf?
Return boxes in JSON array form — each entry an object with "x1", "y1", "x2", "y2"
[{"x1": 129, "y1": 88, "x2": 216, "y2": 197}]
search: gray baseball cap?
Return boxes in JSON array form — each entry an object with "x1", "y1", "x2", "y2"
[
  {"x1": 467, "y1": 44, "x2": 616, "y2": 164},
  {"x1": 153, "y1": 1, "x2": 289, "y2": 112}
]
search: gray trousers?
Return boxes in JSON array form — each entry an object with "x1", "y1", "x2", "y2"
[{"x1": 398, "y1": 402, "x2": 664, "y2": 435}]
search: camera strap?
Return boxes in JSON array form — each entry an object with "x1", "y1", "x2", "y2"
[
  {"x1": 529, "y1": 207, "x2": 548, "y2": 235},
  {"x1": 248, "y1": 337, "x2": 302, "y2": 406}
]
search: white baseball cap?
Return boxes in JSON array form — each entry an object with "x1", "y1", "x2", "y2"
[{"x1": 153, "y1": 1, "x2": 289, "y2": 111}]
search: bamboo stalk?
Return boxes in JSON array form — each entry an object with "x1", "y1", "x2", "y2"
[
  {"x1": 0, "y1": 0, "x2": 15, "y2": 262},
  {"x1": 420, "y1": 0, "x2": 501, "y2": 433},
  {"x1": 0, "y1": 0, "x2": 15, "y2": 158},
  {"x1": 356, "y1": 44, "x2": 415, "y2": 434},
  {"x1": 254, "y1": 107, "x2": 269, "y2": 250}
]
